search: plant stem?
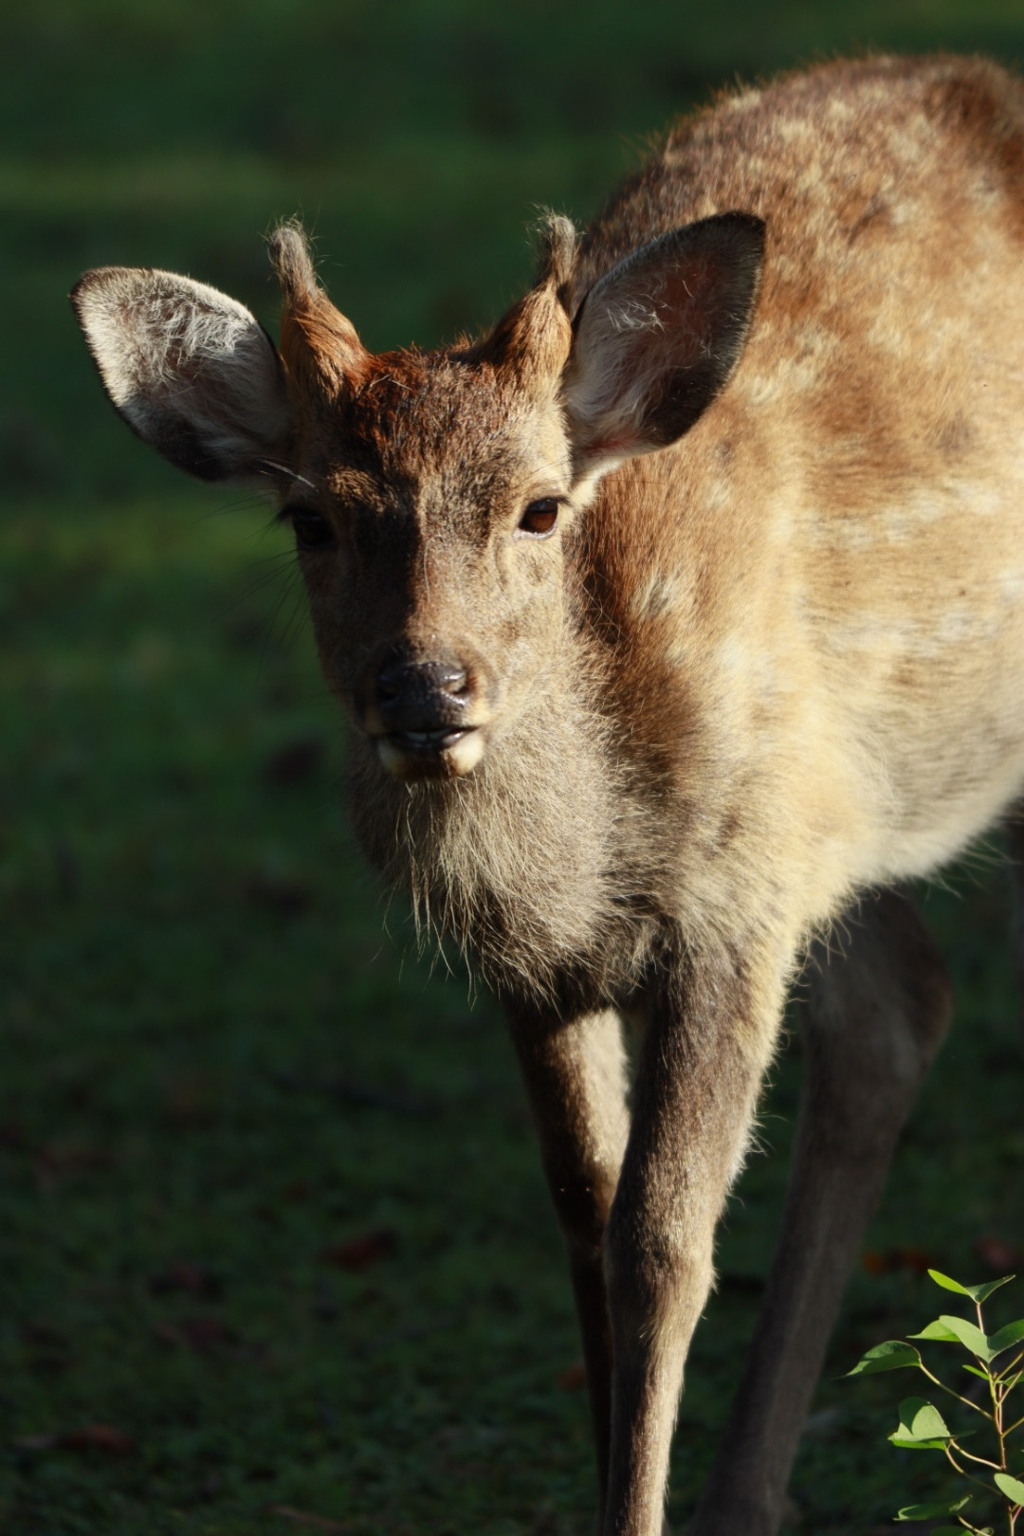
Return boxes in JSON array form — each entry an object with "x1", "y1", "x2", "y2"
[
  {"x1": 950, "y1": 1442, "x2": 1003, "y2": 1472},
  {"x1": 945, "y1": 1441, "x2": 1001, "y2": 1490},
  {"x1": 920, "y1": 1361, "x2": 993, "y2": 1420}
]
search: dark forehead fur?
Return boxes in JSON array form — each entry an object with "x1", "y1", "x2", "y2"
[
  {"x1": 291, "y1": 345, "x2": 543, "y2": 490},
  {"x1": 270, "y1": 213, "x2": 572, "y2": 500}
]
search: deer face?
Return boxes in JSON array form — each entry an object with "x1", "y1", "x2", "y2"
[
  {"x1": 280, "y1": 352, "x2": 575, "y2": 779},
  {"x1": 71, "y1": 213, "x2": 764, "y2": 781}
]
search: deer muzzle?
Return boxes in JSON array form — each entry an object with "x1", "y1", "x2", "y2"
[{"x1": 366, "y1": 653, "x2": 490, "y2": 779}]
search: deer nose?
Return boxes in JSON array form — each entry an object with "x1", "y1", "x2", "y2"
[{"x1": 375, "y1": 655, "x2": 471, "y2": 727}]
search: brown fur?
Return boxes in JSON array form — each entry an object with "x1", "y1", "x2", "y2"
[{"x1": 71, "y1": 54, "x2": 1024, "y2": 1536}]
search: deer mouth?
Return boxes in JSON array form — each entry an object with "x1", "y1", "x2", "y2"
[
  {"x1": 375, "y1": 724, "x2": 486, "y2": 779},
  {"x1": 390, "y1": 726, "x2": 475, "y2": 752}
]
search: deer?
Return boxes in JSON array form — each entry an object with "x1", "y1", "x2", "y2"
[{"x1": 70, "y1": 51, "x2": 1024, "y2": 1536}]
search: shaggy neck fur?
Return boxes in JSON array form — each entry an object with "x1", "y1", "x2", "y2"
[{"x1": 348, "y1": 630, "x2": 665, "y2": 1008}]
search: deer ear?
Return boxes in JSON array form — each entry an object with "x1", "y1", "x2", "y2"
[
  {"x1": 563, "y1": 212, "x2": 765, "y2": 476},
  {"x1": 71, "y1": 267, "x2": 291, "y2": 482}
]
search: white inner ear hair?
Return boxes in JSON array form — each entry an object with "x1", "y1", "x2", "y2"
[{"x1": 78, "y1": 269, "x2": 288, "y2": 452}]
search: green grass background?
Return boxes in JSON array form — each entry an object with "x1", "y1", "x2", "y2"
[{"x1": 3, "y1": 3, "x2": 1024, "y2": 1533}]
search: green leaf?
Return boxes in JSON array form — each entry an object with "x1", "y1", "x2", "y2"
[
  {"x1": 928, "y1": 1270, "x2": 1016, "y2": 1304},
  {"x1": 889, "y1": 1397, "x2": 952, "y2": 1449},
  {"x1": 987, "y1": 1319, "x2": 1024, "y2": 1357},
  {"x1": 928, "y1": 1528, "x2": 969, "y2": 1536},
  {"x1": 962, "y1": 1364, "x2": 990, "y2": 1380},
  {"x1": 911, "y1": 1315, "x2": 995, "y2": 1363},
  {"x1": 913, "y1": 1319, "x2": 963, "y2": 1344},
  {"x1": 915, "y1": 1313, "x2": 1024, "y2": 1363},
  {"x1": 895, "y1": 1496, "x2": 971, "y2": 1521},
  {"x1": 994, "y1": 1472, "x2": 1024, "y2": 1505},
  {"x1": 846, "y1": 1340, "x2": 924, "y2": 1376},
  {"x1": 928, "y1": 1271, "x2": 978, "y2": 1298}
]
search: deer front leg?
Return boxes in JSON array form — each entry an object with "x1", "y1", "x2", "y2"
[
  {"x1": 508, "y1": 1003, "x2": 631, "y2": 1527},
  {"x1": 602, "y1": 940, "x2": 787, "y2": 1536},
  {"x1": 687, "y1": 888, "x2": 952, "y2": 1536}
]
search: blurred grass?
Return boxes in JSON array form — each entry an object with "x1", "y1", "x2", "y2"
[{"x1": 2, "y1": 3, "x2": 1024, "y2": 1533}]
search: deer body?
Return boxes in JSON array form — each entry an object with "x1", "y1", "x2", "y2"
[{"x1": 72, "y1": 54, "x2": 1024, "y2": 1536}]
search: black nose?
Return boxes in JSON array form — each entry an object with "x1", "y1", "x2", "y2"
[
  {"x1": 377, "y1": 658, "x2": 467, "y2": 705},
  {"x1": 376, "y1": 655, "x2": 470, "y2": 729}
]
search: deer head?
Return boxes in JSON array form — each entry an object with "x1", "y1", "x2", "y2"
[{"x1": 72, "y1": 213, "x2": 763, "y2": 782}]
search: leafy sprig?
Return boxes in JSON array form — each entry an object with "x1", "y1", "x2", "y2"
[{"x1": 848, "y1": 1271, "x2": 1024, "y2": 1534}]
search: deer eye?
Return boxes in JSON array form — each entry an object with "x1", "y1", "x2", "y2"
[
  {"x1": 517, "y1": 498, "x2": 561, "y2": 538},
  {"x1": 286, "y1": 508, "x2": 335, "y2": 551}
]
